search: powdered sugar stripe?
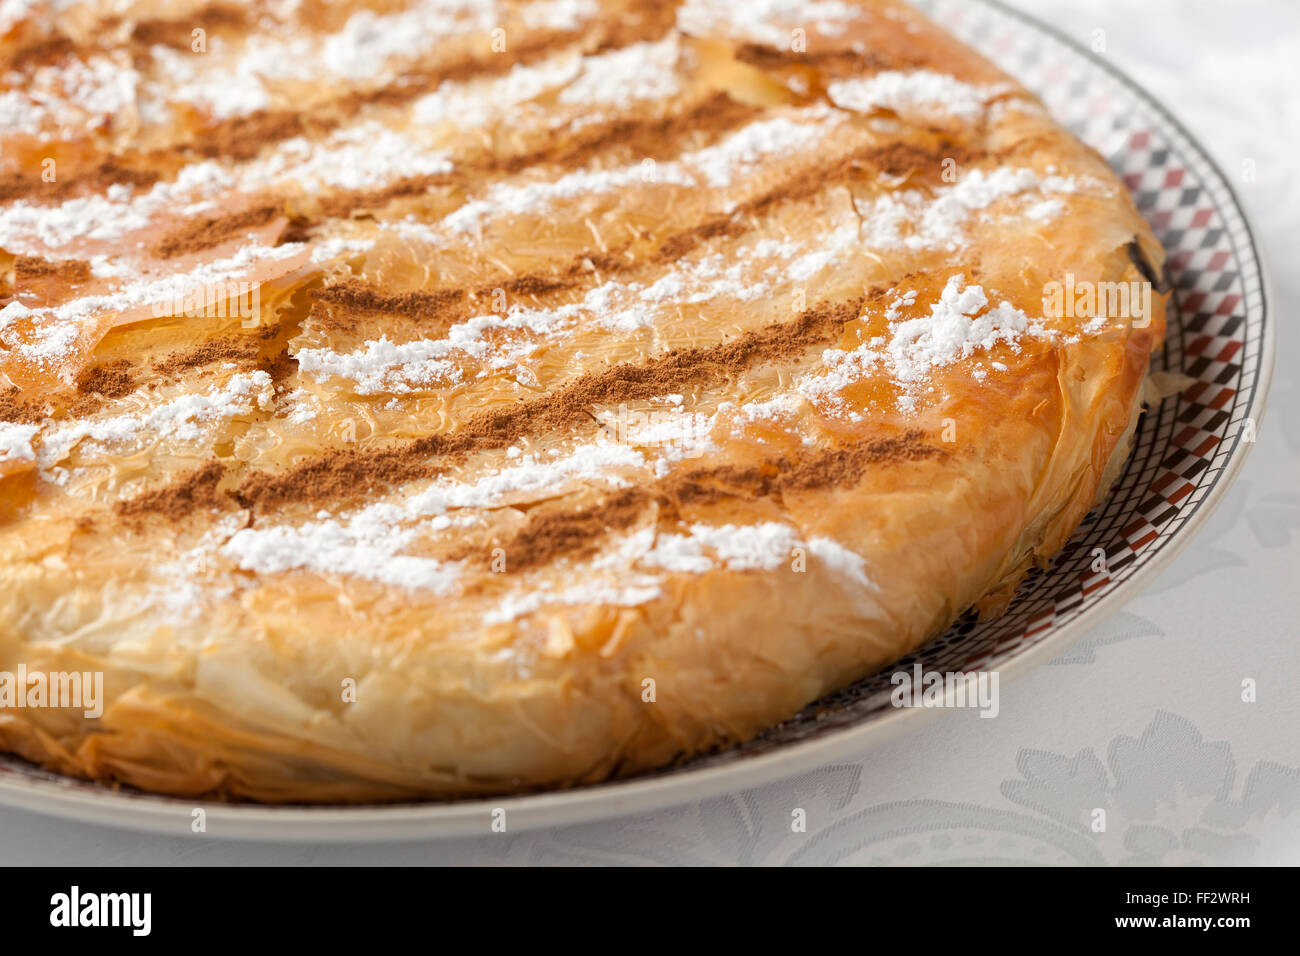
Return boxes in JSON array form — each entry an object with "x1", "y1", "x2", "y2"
[
  {"x1": 223, "y1": 489, "x2": 874, "y2": 623},
  {"x1": 855, "y1": 165, "x2": 1095, "y2": 252},
  {"x1": 135, "y1": 0, "x2": 595, "y2": 125},
  {"x1": 827, "y1": 70, "x2": 1017, "y2": 123},
  {"x1": 0, "y1": 55, "x2": 142, "y2": 137},
  {"x1": 0, "y1": 422, "x2": 39, "y2": 464},
  {"x1": 2, "y1": 243, "x2": 309, "y2": 368},
  {"x1": 298, "y1": 217, "x2": 864, "y2": 395},
  {"x1": 36, "y1": 371, "x2": 275, "y2": 473},
  {"x1": 486, "y1": 521, "x2": 874, "y2": 624},
  {"x1": 677, "y1": 0, "x2": 863, "y2": 47},
  {"x1": 799, "y1": 274, "x2": 1055, "y2": 415},
  {"x1": 219, "y1": 439, "x2": 646, "y2": 593},
  {"x1": 296, "y1": 160, "x2": 1092, "y2": 400},
  {"x1": 442, "y1": 107, "x2": 842, "y2": 235}
]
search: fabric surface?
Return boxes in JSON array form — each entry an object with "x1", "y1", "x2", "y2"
[{"x1": 0, "y1": 0, "x2": 1295, "y2": 865}]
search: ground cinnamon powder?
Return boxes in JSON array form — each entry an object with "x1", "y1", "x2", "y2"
[
  {"x1": 0, "y1": 388, "x2": 43, "y2": 424},
  {"x1": 660, "y1": 431, "x2": 943, "y2": 506},
  {"x1": 153, "y1": 204, "x2": 281, "y2": 259},
  {"x1": 468, "y1": 432, "x2": 942, "y2": 570},
  {"x1": 129, "y1": 3, "x2": 247, "y2": 49},
  {"x1": 154, "y1": 336, "x2": 261, "y2": 376},
  {"x1": 75, "y1": 360, "x2": 135, "y2": 398},
  {"x1": 0, "y1": 159, "x2": 159, "y2": 205},
  {"x1": 494, "y1": 487, "x2": 651, "y2": 572},
  {"x1": 233, "y1": 298, "x2": 864, "y2": 512},
  {"x1": 234, "y1": 447, "x2": 443, "y2": 513},
  {"x1": 115, "y1": 462, "x2": 231, "y2": 525},
  {"x1": 312, "y1": 280, "x2": 467, "y2": 320},
  {"x1": 15, "y1": 255, "x2": 91, "y2": 285}
]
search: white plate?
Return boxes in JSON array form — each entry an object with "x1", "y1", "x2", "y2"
[{"x1": 0, "y1": 0, "x2": 1274, "y2": 841}]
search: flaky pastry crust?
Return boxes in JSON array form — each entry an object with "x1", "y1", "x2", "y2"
[{"x1": 0, "y1": 0, "x2": 1167, "y2": 801}]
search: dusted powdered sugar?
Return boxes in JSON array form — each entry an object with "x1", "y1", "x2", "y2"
[
  {"x1": 0, "y1": 300, "x2": 33, "y2": 332},
  {"x1": 644, "y1": 522, "x2": 801, "y2": 572},
  {"x1": 483, "y1": 577, "x2": 663, "y2": 626},
  {"x1": 9, "y1": 116, "x2": 453, "y2": 241},
  {"x1": 807, "y1": 537, "x2": 874, "y2": 589},
  {"x1": 219, "y1": 440, "x2": 646, "y2": 592},
  {"x1": 640, "y1": 522, "x2": 873, "y2": 589},
  {"x1": 678, "y1": 0, "x2": 862, "y2": 46},
  {"x1": 148, "y1": 42, "x2": 274, "y2": 120},
  {"x1": 295, "y1": 297, "x2": 594, "y2": 393},
  {"x1": 443, "y1": 161, "x2": 696, "y2": 233},
  {"x1": 1, "y1": 241, "x2": 306, "y2": 370},
  {"x1": 147, "y1": 0, "x2": 592, "y2": 126},
  {"x1": 70, "y1": 242, "x2": 303, "y2": 322},
  {"x1": 0, "y1": 186, "x2": 154, "y2": 249},
  {"x1": 10, "y1": 319, "x2": 79, "y2": 365},
  {"x1": 37, "y1": 371, "x2": 275, "y2": 470},
  {"x1": 322, "y1": 1, "x2": 497, "y2": 80},
  {"x1": 413, "y1": 53, "x2": 584, "y2": 127},
  {"x1": 800, "y1": 276, "x2": 1051, "y2": 413},
  {"x1": 0, "y1": 160, "x2": 234, "y2": 250},
  {"x1": 0, "y1": 0, "x2": 38, "y2": 34},
  {"x1": 2, "y1": 55, "x2": 142, "y2": 136},
  {"x1": 885, "y1": 275, "x2": 1038, "y2": 383},
  {"x1": 483, "y1": 519, "x2": 875, "y2": 624},
  {"x1": 857, "y1": 166, "x2": 1085, "y2": 252},
  {"x1": 167, "y1": 398, "x2": 872, "y2": 610},
  {"x1": 408, "y1": 442, "x2": 644, "y2": 514},
  {"x1": 520, "y1": 0, "x2": 598, "y2": 30},
  {"x1": 727, "y1": 392, "x2": 807, "y2": 431},
  {"x1": 309, "y1": 236, "x2": 376, "y2": 264},
  {"x1": 222, "y1": 510, "x2": 461, "y2": 594},
  {"x1": 640, "y1": 251, "x2": 768, "y2": 304},
  {"x1": 0, "y1": 422, "x2": 39, "y2": 463},
  {"x1": 296, "y1": 334, "x2": 467, "y2": 393},
  {"x1": 246, "y1": 124, "x2": 454, "y2": 192},
  {"x1": 444, "y1": 108, "x2": 835, "y2": 233},
  {"x1": 684, "y1": 111, "x2": 832, "y2": 188},
  {"x1": 212, "y1": 446, "x2": 879, "y2": 611},
  {"x1": 600, "y1": 406, "x2": 718, "y2": 462},
  {"x1": 300, "y1": 209, "x2": 861, "y2": 396},
  {"x1": 558, "y1": 37, "x2": 685, "y2": 107},
  {"x1": 282, "y1": 388, "x2": 320, "y2": 425},
  {"x1": 828, "y1": 70, "x2": 1013, "y2": 122},
  {"x1": 150, "y1": 0, "x2": 502, "y2": 121}
]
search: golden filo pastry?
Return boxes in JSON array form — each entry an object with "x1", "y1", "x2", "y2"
[{"x1": 0, "y1": 0, "x2": 1167, "y2": 802}]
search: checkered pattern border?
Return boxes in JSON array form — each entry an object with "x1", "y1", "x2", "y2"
[{"x1": 697, "y1": 0, "x2": 1270, "y2": 749}]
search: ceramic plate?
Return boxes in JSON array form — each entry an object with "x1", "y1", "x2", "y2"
[{"x1": 0, "y1": 0, "x2": 1273, "y2": 841}]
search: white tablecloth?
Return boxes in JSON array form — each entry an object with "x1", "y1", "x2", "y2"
[{"x1": 1, "y1": 0, "x2": 1295, "y2": 865}]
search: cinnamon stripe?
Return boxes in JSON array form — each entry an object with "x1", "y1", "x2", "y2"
[
  {"x1": 0, "y1": 0, "x2": 681, "y2": 206},
  {"x1": 233, "y1": 297, "x2": 865, "y2": 512},
  {"x1": 470, "y1": 430, "x2": 944, "y2": 571},
  {"x1": 303, "y1": 133, "x2": 982, "y2": 338}
]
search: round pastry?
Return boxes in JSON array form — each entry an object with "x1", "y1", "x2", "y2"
[{"x1": 0, "y1": 0, "x2": 1167, "y2": 801}]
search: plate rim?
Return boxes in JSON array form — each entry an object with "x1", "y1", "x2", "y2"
[{"x1": 0, "y1": 0, "x2": 1277, "y2": 842}]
